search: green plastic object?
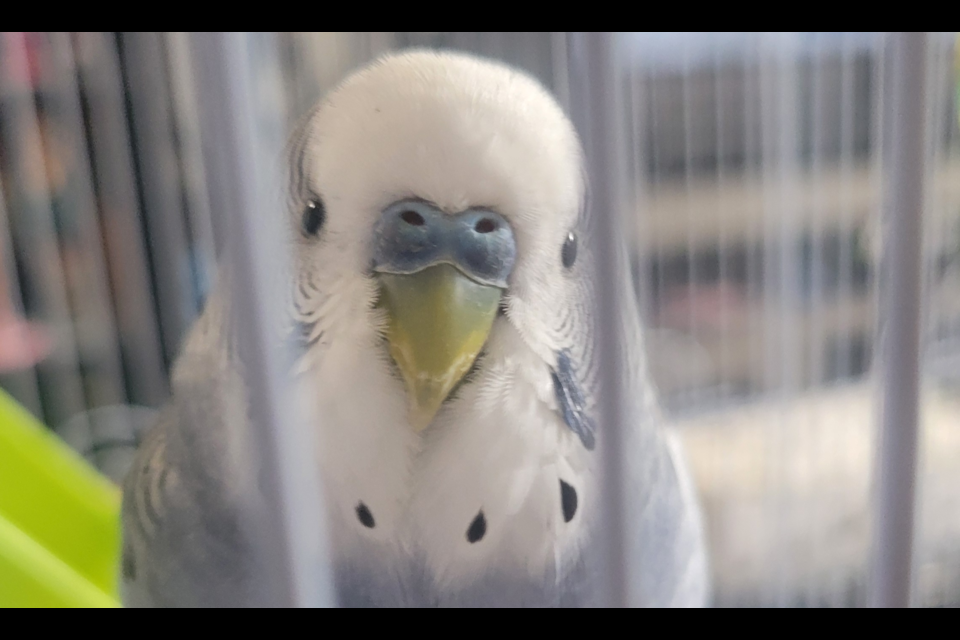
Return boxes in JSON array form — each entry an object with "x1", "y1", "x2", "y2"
[{"x1": 0, "y1": 388, "x2": 121, "y2": 607}]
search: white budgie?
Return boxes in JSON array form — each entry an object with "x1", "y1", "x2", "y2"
[{"x1": 121, "y1": 49, "x2": 709, "y2": 607}]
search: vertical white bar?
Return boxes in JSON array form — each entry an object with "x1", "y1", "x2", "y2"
[
  {"x1": 743, "y1": 39, "x2": 763, "y2": 403},
  {"x1": 809, "y1": 36, "x2": 827, "y2": 392},
  {"x1": 550, "y1": 32, "x2": 571, "y2": 113},
  {"x1": 628, "y1": 56, "x2": 653, "y2": 331},
  {"x1": 830, "y1": 31, "x2": 856, "y2": 608},
  {"x1": 758, "y1": 32, "x2": 802, "y2": 607},
  {"x1": 911, "y1": 31, "x2": 949, "y2": 609},
  {"x1": 713, "y1": 39, "x2": 730, "y2": 405},
  {"x1": 165, "y1": 32, "x2": 219, "y2": 287},
  {"x1": 807, "y1": 32, "x2": 827, "y2": 607},
  {"x1": 863, "y1": 32, "x2": 888, "y2": 608},
  {"x1": 648, "y1": 61, "x2": 668, "y2": 384},
  {"x1": 777, "y1": 32, "x2": 803, "y2": 609},
  {"x1": 680, "y1": 40, "x2": 700, "y2": 409},
  {"x1": 835, "y1": 37, "x2": 855, "y2": 389},
  {"x1": 567, "y1": 31, "x2": 631, "y2": 608},
  {"x1": 868, "y1": 31, "x2": 928, "y2": 609},
  {"x1": 187, "y1": 31, "x2": 334, "y2": 608}
]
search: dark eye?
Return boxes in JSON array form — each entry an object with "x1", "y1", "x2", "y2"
[
  {"x1": 562, "y1": 231, "x2": 577, "y2": 269},
  {"x1": 301, "y1": 198, "x2": 325, "y2": 237}
]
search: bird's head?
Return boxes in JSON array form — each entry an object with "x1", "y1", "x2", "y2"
[{"x1": 286, "y1": 49, "x2": 595, "y2": 446}]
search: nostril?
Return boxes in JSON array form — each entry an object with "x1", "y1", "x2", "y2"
[
  {"x1": 400, "y1": 210, "x2": 425, "y2": 226},
  {"x1": 474, "y1": 218, "x2": 496, "y2": 234}
]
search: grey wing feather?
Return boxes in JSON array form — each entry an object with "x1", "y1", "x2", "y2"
[
  {"x1": 121, "y1": 399, "x2": 252, "y2": 607},
  {"x1": 616, "y1": 284, "x2": 711, "y2": 607},
  {"x1": 121, "y1": 291, "x2": 261, "y2": 608},
  {"x1": 611, "y1": 420, "x2": 709, "y2": 607}
]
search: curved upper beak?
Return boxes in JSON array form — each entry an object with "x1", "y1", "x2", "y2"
[{"x1": 377, "y1": 264, "x2": 502, "y2": 430}]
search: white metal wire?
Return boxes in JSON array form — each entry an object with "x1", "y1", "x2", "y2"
[
  {"x1": 868, "y1": 31, "x2": 928, "y2": 608},
  {"x1": 187, "y1": 31, "x2": 334, "y2": 608}
]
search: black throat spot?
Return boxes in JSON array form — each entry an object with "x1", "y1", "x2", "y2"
[
  {"x1": 466, "y1": 510, "x2": 486, "y2": 543},
  {"x1": 356, "y1": 502, "x2": 375, "y2": 528},
  {"x1": 560, "y1": 479, "x2": 578, "y2": 523}
]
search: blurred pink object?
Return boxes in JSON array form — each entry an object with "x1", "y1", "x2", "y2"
[
  {"x1": 0, "y1": 223, "x2": 53, "y2": 371},
  {"x1": 657, "y1": 282, "x2": 748, "y2": 331},
  {"x1": 2, "y1": 32, "x2": 46, "y2": 91},
  {"x1": 0, "y1": 32, "x2": 54, "y2": 372},
  {"x1": 0, "y1": 314, "x2": 52, "y2": 371}
]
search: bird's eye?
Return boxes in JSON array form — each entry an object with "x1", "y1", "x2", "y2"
[
  {"x1": 562, "y1": 231, "x2": 577, "y2": 269},
  {"x1": 302, "y1": 198, "x2": 325, "y2": 237}
]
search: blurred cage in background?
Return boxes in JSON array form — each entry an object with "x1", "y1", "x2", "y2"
[{"x1": 0, "y1": 32, "x2": 957, "y2": 607}]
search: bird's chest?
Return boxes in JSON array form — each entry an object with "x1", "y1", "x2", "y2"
[{"x1": 308, "y1": 337, "x2": 596, "y2": 603}]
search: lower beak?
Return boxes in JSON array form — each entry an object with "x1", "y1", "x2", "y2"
[{"x1": 377, "y1": 264, "x2": 502, "y2": 431}]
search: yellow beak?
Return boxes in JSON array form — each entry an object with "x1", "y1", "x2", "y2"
[{"x1": 377, "y1": 264, "x2": 502, "y2": 431}]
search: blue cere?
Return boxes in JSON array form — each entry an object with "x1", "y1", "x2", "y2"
[{"x1": 372, "y1": 199, "x2": 517, "y2": 288}]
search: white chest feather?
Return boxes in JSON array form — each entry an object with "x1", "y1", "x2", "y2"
[{"x1": 306, "y1": 318, "x2": 596, "y2": 588}]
